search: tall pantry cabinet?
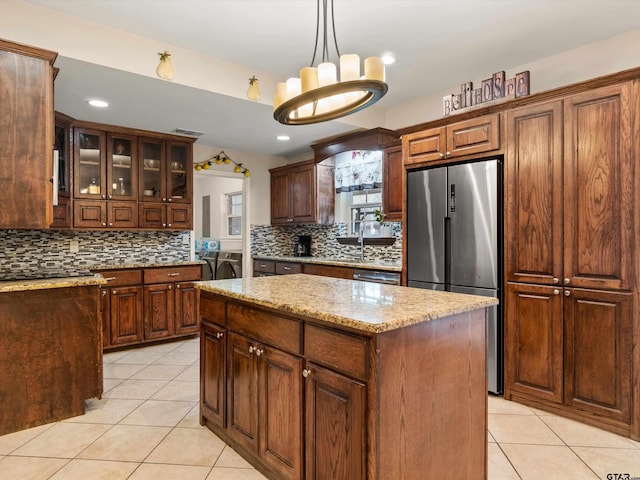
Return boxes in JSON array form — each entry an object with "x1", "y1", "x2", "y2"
[{"x1": 504, "y1": 82, "x2": 637, "y2": 439}]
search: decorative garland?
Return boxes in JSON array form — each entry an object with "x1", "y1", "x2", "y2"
[{"x1": 194, "y1": 150, "x2": 250, "y2": 177}]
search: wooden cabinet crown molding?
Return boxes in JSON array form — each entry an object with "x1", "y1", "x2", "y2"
[
  {"x1": 0, "y1": 38, "x2": 57, "y2": 64},
  {"x1": 311, "y1": 127, "x2": 400, "y2": 163},
  {"x1": 397, "y1": 64, "x2": 640, "y2": 137},
  {"x1": 69, "y1": 118, "x2": 197, "y2": 144}
]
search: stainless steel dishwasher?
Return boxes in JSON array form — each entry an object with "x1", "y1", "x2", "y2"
[{"x1": 352, "y1": 268, "x2": 401, "y2": 285}]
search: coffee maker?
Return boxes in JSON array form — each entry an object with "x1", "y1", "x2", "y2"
[{"x1": 293, "y1": 235, "x2": 311, "y2": 257}]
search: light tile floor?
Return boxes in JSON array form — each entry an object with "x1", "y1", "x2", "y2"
[{"x1": 1, "y1": 337, "x2": 639, "y2": 480}]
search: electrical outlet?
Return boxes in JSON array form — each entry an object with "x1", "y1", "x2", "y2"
[{"x1": 69, "y1": 239, "x2": 79, "y2": 253}]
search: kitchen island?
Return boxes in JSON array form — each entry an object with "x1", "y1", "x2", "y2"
[
  {"x1": 0, "y1": 275, "x2": 105, "y2": 436},
  {"x1": 197, "y1": 274, "x2": 497, "y2": 480}
]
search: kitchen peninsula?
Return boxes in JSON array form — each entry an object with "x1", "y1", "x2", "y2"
[{"x1": 197, "y1": 274, "x2": 497, "y2": 480}]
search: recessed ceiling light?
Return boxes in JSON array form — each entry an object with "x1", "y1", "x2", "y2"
[
  {"x1": 277, "y1": 135, "x2": 290, "y2": 141},
  {"x1": 87, "y1": 99, "x2": 109, "y2": 108},
  {"x1": 382, "y1": 54, "x2": 396, "y2": 65}
]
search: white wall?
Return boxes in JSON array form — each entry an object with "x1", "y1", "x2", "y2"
[{"x1": 385, "y1": 28, "x2": 640, "y2": 130}]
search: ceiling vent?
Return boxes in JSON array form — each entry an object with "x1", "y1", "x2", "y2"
[{"x1": 172, "y1": 128, "x2": 205, "y2": 137}]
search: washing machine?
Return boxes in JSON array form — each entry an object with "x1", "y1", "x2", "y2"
[
  {"x1": 200, "y1": 251, "x2": 219, "y2": 280},
  {"x1": 216, "y1": 251, "x2": 242, "y2": 279}
]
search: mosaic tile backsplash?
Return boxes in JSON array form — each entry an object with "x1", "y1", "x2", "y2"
[
  {"x1": 250, "y1": 223, "x2": 402, "y2": 262},
  {"x1": 0, "y1": 230, "x2": 191, "y2": 280}
]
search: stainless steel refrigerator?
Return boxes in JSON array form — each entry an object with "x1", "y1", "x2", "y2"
[{"x1": 407, "y1": 159, "x2": 502, "y2": 393}]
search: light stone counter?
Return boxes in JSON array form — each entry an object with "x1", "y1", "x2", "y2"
[
  {"x1": 252, "y1": 254, "x2": 402, "y2": 272},
  {"x1": 196, "y1": 273, "x2": 497, "y2": 333},
  {"x1": 0, "y1": 275, "x2": 106, "y2": 293}
]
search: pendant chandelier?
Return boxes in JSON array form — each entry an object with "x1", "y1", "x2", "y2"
[{"x1": 273, "y1": 0, "x2": 388, "y2": 125}]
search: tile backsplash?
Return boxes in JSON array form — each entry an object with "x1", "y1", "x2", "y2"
[
  {"x1": 250, "y1": 223, "x2": 402, "y2": 262},
  {"x1": 0, "y1": 230, "x2": 191, "y2": 279}
]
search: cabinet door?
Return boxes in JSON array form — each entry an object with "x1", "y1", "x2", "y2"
[
  {"x1": 446, "y1": 113, "x2": 500, "y2": 158},
  {"x1": 563, "y1": 83, "x2": 632, "y2": 290},
  {"x1": 139, "y1": 137, "x2": 165, "y2": 201},
  {"x1": 227, "y1": 333, "x2": 259, "y2": 452},
  {"x1": 290, "y1": 164, "x2": 315, "y2": 223},
  {"x1": 271, "y1": 169, "x2": 291, "y2": 224},
  {"x1": 74, "y1": 200, "x2": 107, "y2": 228},
  {"x1": 175, "y1": 282, "x2": 198, "y2": 334},
  {"x1": 504, "y1": 282, "x2": 563, "y2": 404},
  {"x1": 563, "y1": 288, "x2": 632, "y2": 423},
  {"x1": 51, "y1": 196, "x2": 72, "y2": 229},
  {"x1": 109, "y1": 285, "x2": 143, "y2": 345},
  {"x1": 200, "y1": 321, "x2": 226, "y2": 429},
  {"x1": 305, "y1": 362, "x2": 366, "y2": 480},
  {"x1": 403, "y1": 126, "x2": 445, "y2": 165},
  {"x1": 259, "y1": 347, "x2": 303, "y2": 480},
  {"x1": 138, "y1": 202, "x2": 166, "y2": 229},
  {"x1": 506, "y1": 100, "x2": 563, "y2": 285},
  {"x1": 167, "y1": 204, "x2": 192, "y2": 230},
  {"x1": 107, "y1": 133, "x2": 137, "y2": 201},
  {"x1": 166, "y1": 140, "x2": 192, "y2": 203},
  {"x1": 382, "y1": 144, "x2": 403, "y2": 221},
  {"x1": 143, "y1": 283, "x2": 174, "y2": 339},
  {"x1": 101, "y1": 287, "x2": 110, "y2": 347},
  {"x1": 74, "y1": 128, "x2": 106, "y2": 199},
  {"x1": 107, "y1": 201, "x2": 137, "y2": 228}
]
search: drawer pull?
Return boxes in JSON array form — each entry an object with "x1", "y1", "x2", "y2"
[
  {"x1": 103, "y1": 277, "x2": 117, "y2": 281},
  {"x1": 168, "y1": 273, "x2": 181, "y2": 277},
  {"x1": 256, "y1": 348, "x2": 264, "y2": 357},
  {"x1": 283, "y1": 266, "x2": 291, "y2": 271},
  {"x1": 215, "y1": 332, "x2": 224, "y2": 339},
  {"x1": 249, "y1": 345, "x2": 256, "y2": 354},
  {"x1": 302, "y1": 368, "x2": 312, "y2": 378}
]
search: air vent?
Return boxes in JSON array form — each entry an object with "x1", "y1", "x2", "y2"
[{"x1": 172, "y1": 128, "x2": 205, "y2": 137}]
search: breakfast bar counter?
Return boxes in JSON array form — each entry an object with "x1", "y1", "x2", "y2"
[{"x1": 196, "y1": 274, "x2": 497, "y2": 480}]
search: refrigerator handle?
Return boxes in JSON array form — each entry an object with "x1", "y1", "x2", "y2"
[
  {"x1": 444, "y1": 216, "x2": 451, "y2": 286},
  {"x1": 450, "y1": 183, "x2": 456, "y2": 212}
]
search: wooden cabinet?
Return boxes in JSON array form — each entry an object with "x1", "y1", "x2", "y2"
[
  {"x1": 201, "y1": 320, "x2": 227, "y2": 429},
  {"x1": 504, "y1": 82, "x2": 636, "y2": 437},
  {"x1": 252, "y1": 259, "x2": 357, "y2": 280},
  {"x1": 138, "y1": 202, "x2": 192, "y2": 230},
  {"x1": 270, "y1": 159, "x2": 334, "y2": 225},
  {"x1": 304, "y1": 362, "x2": 365, "y2": 480},
  {"x1": 382, "y1": 144, "x2": 403, "y2": 221},
  {"x1": 139, "y1": 137, "x2": 192, "y2": 204},
  {"x1": 0, "y1": 39, "x2": 57, "y2": 229},
  {"x1": 97, "y1": 264, "x2": 201, "y2": 350},
  {"x1": 403, "y1": 113, "x2": 500, "y2": 165}
]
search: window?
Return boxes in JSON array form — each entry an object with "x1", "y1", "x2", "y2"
[
  {"x1": 225, "y1": 192, "x2": 242, "y2": 236},
  {"x1": 349, "y1": 189, "x2": 381, "y2": 236}
]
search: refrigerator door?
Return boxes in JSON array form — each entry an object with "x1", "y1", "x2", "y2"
[
  {"x1": 450, "y1": 285, "x2": 502, "y2": 394},
  {"x1": 407, "y1": 168, "x2": 448, "y2": 286},
  {"x1": 447, "y1": 160, "x2": 499, "y2": 290}
]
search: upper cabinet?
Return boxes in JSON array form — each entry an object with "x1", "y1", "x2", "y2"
[
  {"x1": 270, "y1": 159, "x2": 334, "y2": 225},
  {"x1": 403, "y1": 113, "x2": 500, "y2": 166},
  {"x1": 382, "y1": 143, "x2": 403, "y2": 221},
  {"x1": 0, "y1": 39, "x2": 57, "y2": 229}
]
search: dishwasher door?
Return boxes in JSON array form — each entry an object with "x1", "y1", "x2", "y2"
[{"x1": 352, "y1": 269, "x2": 401, "y2": 285}]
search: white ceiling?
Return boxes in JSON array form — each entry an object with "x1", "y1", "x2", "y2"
[{"x1": 22, "y1": 0, "x2": 640, "y2": 158}]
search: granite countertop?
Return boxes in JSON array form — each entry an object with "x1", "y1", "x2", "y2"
[
  {"x1": 91, "y1": 260, "x2": 205, "y2": 271},
  {"x1": 0, "y1": 275, "x2": 107, "y2": 293},
  {"x1": 252, "y1": 255, "x2": 402, "y2": 272},
  {"x1": 196, "y1": 274, "x2": 497, "y2": 333}
]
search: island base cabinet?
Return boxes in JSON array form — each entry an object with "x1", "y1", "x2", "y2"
[
  {"x1": 201, "y1": 321, "x2": 226, "y2": 429},
  {"x1": 226, "y1": 332, "x2": 303, "y2": 480},
  {"x1": 304, "y1": 362, "x2": 365, "y2": 480}
]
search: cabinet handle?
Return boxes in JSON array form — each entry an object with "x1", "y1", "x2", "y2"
[
  {"x1": 168, "y1": 198, "x2": 172, "y2": 202},
  {"x1": 564, "y1": 290, "x2": 571, "y2": 297},
  {"x1": 162, "y1": 197, "x2": 167, "y2": 202},
  {"x1": 552, "y1": 277, "x2": 559, "y2": 284},
  {"x1": 283, "y1": 266, "x2": 291, "y2": 271},
  {"x1": 288, "y1": 218, "x2": 293, "y2": 222},
  {"x1": 553, "y1": 289, "x2": 560, "y2": 295},
  {"x1": 249, "y1": 346, "x2": 255, "y2": 354},
  {"x1": 564, "y1": 278, "x2": 570, "y2": 285},
  {"x1": 109, "y1": 222, "x2": 113, "y2": 226},
  {"x1": 108, "y1": 194, "x2": 113, "y2": 199},
  {"x1": 176, "y1": 284, "x2": 181, "y2": 289},
  {"x1": 439, "y1": 152, "x2": 444, "y2": 158},
  {"x1": 101, "y1": 194, "x2": 106, "y2": 199},
  {"x1": 215, "y1": 332, "x2": 224, "y2": 339},
  {"x1": 256, "y1": 348, "x2": 264, "y2": 357},
  {"x1": 112, "y1": 289, "x2": 117, "y2": 295},
  {"x1": 168, "y1": 285, "x2": 172, "y2": 290},
  {"x1": 102, "y1": 290, "x2": 107, "y2": 297},
  {"x1": 102, "y1": 222, "x2": 107, "y2": 226},
  {"x1": 103, "y1": 277, "x2": 116, "y2": 282},
  {"x1": 167, "y1": 223, "x2": 172, "y2": 227},
  {"x1": 168, "y1": 273, "x2": 181, "y2": 277},
  {"x1": 446, "y1": 151, "x2": 451, "y2": 157},
  {"x1": 302, "y1": 368, "x2": 312, "y2": 378},
  {"x1": 162, "y1": 223, "x2": 167, "y2": 227}
]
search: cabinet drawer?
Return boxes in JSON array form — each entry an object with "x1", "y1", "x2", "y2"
[
  {"x1": 95, "y1": 269, "x2": 143, "y2": 287},
  {"x1": 144, "y1": 265, "x2": 202, "y2": 284},
  {"x1": 253, "y1": 260, "x2": 275, "y2": 274},
  {"x1": 305, "y1": 324, "x2": 368, "y2": 380},
  {"x1": 276, "y1": 262, "x2": 302, "y2": 275},
  {"x1": 228, "y1": 303, "x2": 302, "y2": 355},
  {"x1": 200, "y1": 294, "x2": 226, "y2": 327}
]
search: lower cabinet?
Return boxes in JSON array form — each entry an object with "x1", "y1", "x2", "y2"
[
  {"x1": 505, "y1": 282, "x2": 633, "y2": 433},
  {"x1": 304, "y1": 362, "x2": 365, "y2": 480},
  {"x1": 252, "y1": 259, "x2": 355, "y2": 280},
  {"x1": 97, "y1": 264, "x2": 201, "y2": 349}
]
